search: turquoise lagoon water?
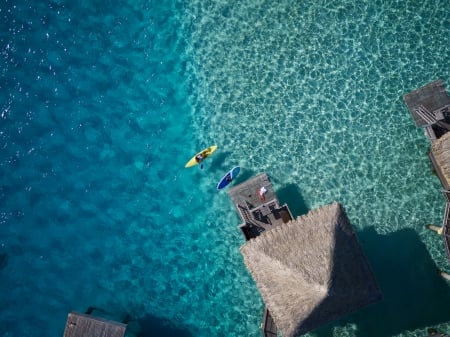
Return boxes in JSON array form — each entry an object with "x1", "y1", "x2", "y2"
[{"x1": 1, "y1": 0, "x2": 450, "y2": 336}]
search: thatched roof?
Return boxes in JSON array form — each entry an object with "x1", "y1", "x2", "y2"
[
  {"x1": 240, "y1": 202, "x2": 382, "y2": 337},
  {"x1": 431, "y1": 131, "x2": 450, "y2": 189}
]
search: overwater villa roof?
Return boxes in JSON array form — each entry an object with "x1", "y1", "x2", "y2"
[
  {"x1": 240, "y1": 202, "x2": 382, "y2": 337},
  {"x1": 430, "y1": 131, "x2": 450, "y2": 190}
]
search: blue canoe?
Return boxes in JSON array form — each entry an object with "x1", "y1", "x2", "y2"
[{"x1": 217, "y1": 166, "x2": 240, "y2": 190}]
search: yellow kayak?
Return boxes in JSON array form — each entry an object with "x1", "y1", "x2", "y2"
[{"x1": 185, "y1": 145, "x2": 218, "y2": 168}]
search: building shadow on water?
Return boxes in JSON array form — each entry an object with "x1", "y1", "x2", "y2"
[
  {"x1": 276, "y1": 183, "x2": 309, "y2": 218},
  {"x1": 314, "y1": 227, "x2": 450, "y2": 337},
  {"x1": 82, "y1": 307, "x2": 194, "y2": 337},
  {"x1": 127, "y1": 314, "x2": 194, "y2": 337}
]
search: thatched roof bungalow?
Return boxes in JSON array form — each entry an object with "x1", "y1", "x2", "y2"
[
  {"x1": 240, "y1": 202, "x2": 382, "y2": 337},
  {"x1": 430, "y1": 131, "x2": 450, "y2": 190}
]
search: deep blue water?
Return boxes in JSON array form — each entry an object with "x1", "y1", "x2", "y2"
[
  {"x1": 0, "y1": 1, "x2": 201, "y2": 336},
  {"x1": 1, "y1": 1, "x2": 450, "y2": 337}
]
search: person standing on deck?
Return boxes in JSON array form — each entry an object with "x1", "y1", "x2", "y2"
[{"x1": 259, "y1": 186, "x2": 267, "y2": 201}]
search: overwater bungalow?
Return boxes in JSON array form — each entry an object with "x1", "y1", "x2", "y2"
[
  {"x1": 403, "y1": 80, "x2": 450, "y2": 262},
  {"x1": 229, "y1": 175, "x2": 382, "y2": 336}
]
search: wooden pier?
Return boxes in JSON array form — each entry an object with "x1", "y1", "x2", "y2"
[
  {"x1": 228, "y1": 173, "x2": 293, "y2": 241},
  {"x1": 404, "y1": 79, "x2": 450, "y2": 140},
  {"x1": 404, "y1": 79, "x2": 450, "y2": 263},
  {"x1": 63, "y1": 312, "x2": 127, "y2": 337},
  {"x1": 228, "y1": 173, "x2": 294, "y2": 337}
]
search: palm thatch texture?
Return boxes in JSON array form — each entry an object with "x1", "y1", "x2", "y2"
[
  {"x1": 430, "y1": 134, "x2": 450, "y2": 262},
  {"x1": 431, "y1": 131, "x2": 450, "y2": 190},
  {"x1": 240, "y1": 202, "x2": 382, "y2": 337}
]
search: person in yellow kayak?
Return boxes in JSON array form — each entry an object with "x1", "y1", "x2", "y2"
[{"x1": 195, "y1": 153, "x2": 205, "y2": 169}]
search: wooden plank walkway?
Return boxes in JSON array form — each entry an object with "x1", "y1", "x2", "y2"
[
  {"x1": 63, "y1": 312, "x2": 127, "y2": 337},
  {"x1": 228, "y1": 173, "x2": 295, "y2": 336}
]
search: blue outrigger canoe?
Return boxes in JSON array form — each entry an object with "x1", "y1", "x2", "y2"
[{"x1": 217, "y1": 166, "x2": 240, "y2": 190}]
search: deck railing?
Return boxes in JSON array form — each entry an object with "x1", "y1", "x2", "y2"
[{"x1": 415, "y1": 105, "x2": 437, "y2": 126}]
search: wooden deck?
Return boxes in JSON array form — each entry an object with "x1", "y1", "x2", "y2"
[
  {"x1": 403, "y1": 79, "x2": 450, "y2": 129},
  {"x1": 63, "y1": 312, "x2": 127, "y2": 337},
  {"x1": 229, "y1": 173, "x2": 295, "y2": 337},
  {"x1": 228, "y1": 173, "x2": 293, "y2": 240}
]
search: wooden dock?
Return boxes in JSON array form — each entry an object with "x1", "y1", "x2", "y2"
[
  {"x1": 403, "y1": 79, "x2": 450, "y2": 139},
  {"x1": 404, "y1": 80, "x2": 450, "y2": 263},
  {"x1": 228, "y1": 173, "x2": 294, "y2": 336},
  {"x1": 63, "y1": 312, "x2": 127, "y2": 337},
  {"x1": 228, "y1": 173, "x2": 293, "y2": 240}
]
